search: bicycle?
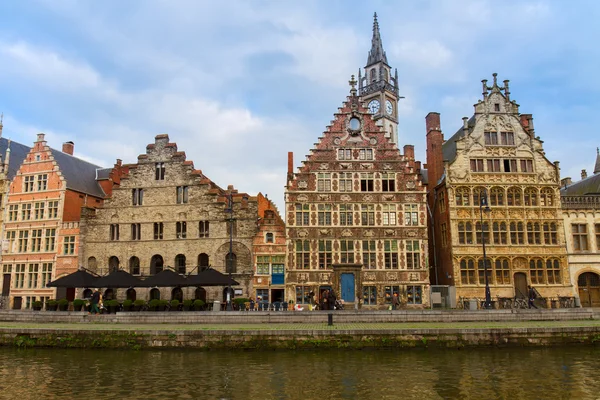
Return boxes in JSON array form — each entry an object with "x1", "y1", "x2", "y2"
[
  {"x1": 559, "y1": 296, "x2": 574, "y2": 308},
  {"x1": 457, "y1": 297, "x2": 468, "y2": 310},
  {"x1": 497, "y1": 296, "x2": 512, "y2": 309},
  {"x1": 511, "y1": 297, "x2": 528, "y2": 309}
]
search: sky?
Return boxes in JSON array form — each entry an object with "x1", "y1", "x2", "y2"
[{"x1": 1, "y1": 0, "x2": 599, "y2": 212}]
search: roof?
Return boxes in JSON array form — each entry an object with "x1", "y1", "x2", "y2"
[
  {"x1": 420, "y1": 169, "x2": 429, "y2": 185},
  {"x1": 561, "y1": 172, "x2": 600, "y2": 196},
  {"x1": 594, "y1": 148, "x2": 600, "y2": 175},
  {"x1": 366, "y1": 13, "x2": 388, "y2": 66},
  {"x1": 0, "y1": 137, "x2": 31, "y2": 180},
  {"x1": 96, "y1": 168, "x2": 112, "y2": 180},
  {"x1": 441, "y1": 116, "x2": 476, "y2": 163},
  {"x1": 50, "y1": 148, "x2": 106, "y2": 198}
]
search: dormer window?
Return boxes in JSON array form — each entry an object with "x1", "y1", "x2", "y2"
[
  {"x1": 266, "y1": 233, "x2": 274, "y2": 243},
  {"x1": 155, "y1": 162, "x2": 165, "y2": 180},
  {"x1": 494, "y1": 103, "x2": 500, "y2": 112}
]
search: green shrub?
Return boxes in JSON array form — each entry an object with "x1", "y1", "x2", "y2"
[
  {"x1": 170, "y1": 299, "x2": 180, "y2": 308},
  {"x1": 193, "y1": 299, "x2": 205, "y2": 310},
  {"x1": 57, "y1": 299, "x2": 69, "y2": 306},
  {"x1": 32, "y1": 301, "x2": 43, "y2": 309},
  {"x1": 106, "y1": 300, "x2": 120, "y2": 307},
  {"x1": 233, "y1": 297, "x2": 249, "y2": 306},
  {"x1": 183, "y1": 299, "x2": 193, "y2": 308},
  {"x1": 133, "y1": 299, "x2": 146, "y2": 307},
  {"x1": 159, "y1": 300, "x2": 169, "y2": 307},
  {"x1": 122, "y1": 299, "x2": 133, "y2": 307},
  {"x1": 47, "y1": 300, "x2": 57, "y2": 307},
  {"x1": 73, "y1": 299, "x2": 86, "y2": 307},
  {"x1": 148, "y1": 299, "x2": 160, "y2": 310}
]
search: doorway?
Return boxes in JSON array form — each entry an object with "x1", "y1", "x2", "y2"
[
  {"x1": 1, "y1": 274, "x2": 10, "y2": 297},
  {"x1": 271, "y1": 289, "x2": 284, "y2": 303},
  {"x1": 13, "y1": 296, "x2": 22, "y2": 310},
  {"x1": 341, "y1": 273, "x2": 355, "y2": 303},
  {"x1": 513, "y1": 272, "x2": 528, "y2": 298},
  {"x1": 578, "y1": 272, "x2": 600, "y2": 307}
]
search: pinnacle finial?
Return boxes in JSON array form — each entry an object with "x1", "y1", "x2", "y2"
[
  {"x1": 349, "y1": 75, "x2": 357, "y2": 95},
  {"x1": 492, "y1": 72, "x2": 498, "y2": 87},
  {"x1": 366, "y1": 12, "x2": 387, "y2": 66}
]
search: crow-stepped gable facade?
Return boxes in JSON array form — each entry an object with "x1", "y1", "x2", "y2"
[
  {"x1": 426, "y1": 74, "x2": 574, "y2": 304},
  {"x1": 80, "y1": 134, "x2": 258, "y2": 303},
  {"x1": 285, "y1": 17, "x2": 429, "y2": 309}
]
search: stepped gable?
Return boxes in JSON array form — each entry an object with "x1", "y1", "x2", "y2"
[
  {"x1": 257, "y1": 193, "x2": 284, "y2": 225},
  {"x1": 288, "y1": 86, "x2": 421, "y2": 192}
]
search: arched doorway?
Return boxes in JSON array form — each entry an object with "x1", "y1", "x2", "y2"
[
  {"x1": 108, "y1": 256, "x2": 119, "y2": 273},
  {"x1": 578, "y1": 272, "x2": 600, "y2": 307},
  {"x1": 150, "y1": 255, "x2": 164, "y2": 275},
  {"x1": 513, "y1": 272, "x2": 527, "y2": 298},
  {"x1": 198, "y1": 253, "x2": 209, "y2": 271},
  {"x1": 126, "y1": 288, "x2": 137, "y2": 301},
  {"x1": 195, "y1": 287, "x2": 207, "y2": 302},
  {"x1": 150, "y1": 288, "x2": 161, "y2": 300},
  {"x1": 82, "y1": 288, "x2": 93, "y2": 299},
  {"x1": 171, "y1": 287, "x2": 183, "y2": 302},
  {"x1": 104, "y1": 288, "x2": 115, "y2": 301}
]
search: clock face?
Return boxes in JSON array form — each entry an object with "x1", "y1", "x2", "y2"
[
  {"x1": 368, "y1": 100, "x2": 380, "y2": 114},
  {"x1": 385, "y1": 100, "x2": 393, "y2": 115}
]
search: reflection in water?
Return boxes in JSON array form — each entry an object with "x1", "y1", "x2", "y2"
[{"x1": 1, "y1": 346, "x2": 600, "y2": 399}]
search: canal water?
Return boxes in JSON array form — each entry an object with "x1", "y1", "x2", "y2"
[{"x1": 1, "y1": 346, "x2": 600, "y2": 399}]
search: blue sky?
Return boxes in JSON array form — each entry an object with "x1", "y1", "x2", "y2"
[{"x1": 1, "y1": 0, "x2": 598, "y2": 212}]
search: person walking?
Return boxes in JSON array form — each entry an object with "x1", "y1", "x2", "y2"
[
  {"x1": 528, "y1": 285, "x2": 538, "y2": 309},
  {"x1": 90, "y1": 289, "x2": 101, "y2": 314}
]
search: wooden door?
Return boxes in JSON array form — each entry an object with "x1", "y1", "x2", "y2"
[
  {"x1": 513, "y1": 272, "x2": 528, "y2": 298},
  {"x1": 578, "y1": 272, "x2": 600, "y2": 307},
  {"x1": 1, "y1": 274, "x2": 10, "y2": 296},
  {"x1": 13, "y1": 296, "x2": 22, "y2": 310}
]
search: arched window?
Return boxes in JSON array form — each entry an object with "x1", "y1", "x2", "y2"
[
  {"x1": 129, "y1": 256, "x2": 140, "y2": 275},
  {"x1": 370, "y1": 68, "x2": 376, "y2": 82},
  {"x1": 510, "y1": 222, "x2": 525, "y2": 244},
  {"x1": 493, "y1": 222, "x2": 507, "y2": 244},
  {"x1": 150, "y1": 288, "x2": 161, "y2": 300},
  {"x1": 104, "y1": 288, "x2": 114, "y2": 301},
  {"x1": 455, "y1": 187, "x2": 470, "y2": 206},
  {"x1": 490, "y1": 187, "x2": 504, "y2": 206},
  {"x1": 87, "y1": 257, "x2": 97, "y2": 272},
  {"x1": 383, "y1": 68, "x2": 389, "y2": 82},
  {"x1": 198, "y1": 253, "x2": 210, "y2": 270},
  {"x1": 82, "y1": 288, "x2": 92, "y2": 299},
  {"x1": 175, "y1": 254, "x2": 186, "y2": 274},
  {"x1": 126, "y1": 288, "x2": 136, "y2": 301},
  {"x1": 460, "y1": 259, "x2": 476, "y2": 285},
  {"x1": 265, "y1": 233, "x2": 274, "y2": 243},
  {"x1": 171, "y1": 287, "x2": 183, "y2": 302},
  {"x1": 150, "y1": 255, "x2": 164, "y2": 275},
  {"x1": 546, "y1": 259, "x2": 561, "y2": 284},
  {"x1": 195, "y1": 287, "x2": 207, "y2": 302},
  {"x1": 108, "y1": 256, "x2": 119, "y2": 273},
  {"x1": 225, "y1": 252, "x2": 237, "y2": 273},
  {"x1": 524, "y1": 188, "x2": 538, "y2": 206},
  {"x1": 530, "y1": 259, "x2": 545, "y2": 284},
  {"x1": 495, "y1": 258, "x2": 510, "y2": 284},
  {"x1": 458, "y1": 222, "x2": 473, "y2": 244},
  {"x1": 473, "y1": 187, "x2": 486, "y2": 207},
  {"x1": 540, "y1": 188, "x2": 554, "y2": 207},
  {"x1": 507, "y1": 187, "x2": 522, "y2": 206}
]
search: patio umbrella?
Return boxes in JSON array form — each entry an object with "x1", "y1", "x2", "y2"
[
  {"x1": 93, "y1": 269, "x2": 142, "y2": 288},
  {"x1": 141, "y1": 269, "x2": 189, "y2": 287},
  {"x1": 187, "y1": 268, "x2": 239, "y2": 286},
  {"x1": 46, "y1": 269, "x2": 98, "y2": 288}
]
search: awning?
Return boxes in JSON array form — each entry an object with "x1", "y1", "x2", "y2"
[
  {"x1": 93, "y1": 270, "x2": 142, "y2": 288},
  {"x1": 141, "y1": 269, "x2": 189, "y2": 287},
  {"x1": 46, "y1": 269, "x2": 98, "y2": 288},
  {"x1": 186, "y1": 268, "x2": 239, "y2": 286}
]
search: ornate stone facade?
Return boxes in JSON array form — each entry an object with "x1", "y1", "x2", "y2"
[
  {"x1": 426, "y1": 74, "x2": 574, "y2": 305},
  {"x1": 80, "y1": 134, "x2": 258, "y2": 303},
  {"x1": 560, "y1": 153, "x2": 600, "y2": 307},
  {"x1": 285, "y1": 18, "x2": 429, "y2": 309}
]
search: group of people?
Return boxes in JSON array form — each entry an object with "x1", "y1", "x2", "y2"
[{"x1": 310, "y1": 289, "x2": 341, "y2": 310}]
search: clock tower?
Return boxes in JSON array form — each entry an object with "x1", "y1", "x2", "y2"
[{"x1": 359, "y1": 13, "x2": 400, "y2": 145}]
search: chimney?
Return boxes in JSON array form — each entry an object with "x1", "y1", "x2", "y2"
[
  {"x1": 62, "y1": 141, "x2": 74, "y2": 155},
  {"x1": 581, "y1": 169, "x2": 587, "y2": 179},
  {"x1": 426, "y1": 112, "x2": 441, "y2": 134},
  {"x1": 561, "y1": 177, "x2": 572, "y2": 187},
  {"x1": 403, "y1": 145, "x2": 415, "y2": 160}
]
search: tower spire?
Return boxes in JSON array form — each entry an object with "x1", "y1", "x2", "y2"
[
  {"x1": 594, "y1": 147, "x2": 600, "y2": 175},
  {"x1": 366, "y1": 12, "x2": 388, "y2": 66}
]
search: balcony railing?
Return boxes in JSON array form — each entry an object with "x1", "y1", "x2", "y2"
[{"x1": 561, "y1": 195, "x2": 600, "y2": 209}]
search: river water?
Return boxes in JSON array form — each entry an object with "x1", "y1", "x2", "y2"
[{"x1": 1, "y1": 346, "x2": 600, "y2": 399}]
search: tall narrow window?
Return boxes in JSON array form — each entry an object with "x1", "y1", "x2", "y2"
[
  {"x1": 404, "y1": 204, "x2": 419, "y2": 226},
  {"x1": 484, "y1": 132, "x2": 498, "y2": 145},
  {"x1": 540, "y1": 188, "x2": 554, "y2": 207},
  {"x1": 530, "y1": 259, "x2": 545, "y2": 284},
  {"x1": 129, "y1": 257, "x2": 140, "y2": 275},
  {"x1": 41, "y1": 263, "x2": 52, "y2": 288},
  {"x1": 510, "y1": 222, "x2": 525, "y2": 244},
  {"x1": 44, "y1": 228, "x2": 56, "y2": 251},
  {"x1": 18, "y1": 231, "x2": 29, "y2": 252},
  {"x1": 8, "y1": 205, "x2": 18, "y2": 221},
  {"x1": 176, "y1": 186, "x2": 189, "y2": 204},
  {"x1": 524, "y1": 188, "x2": 538, "y2": 206},
  {"x1": 153, "y1": 222, "x2": 163, "y2": 240},
  {"x1": 37, "y1": 174, "x2": 48, "y2": 191},
  {"x1": 48, "y1": 201, "x2": 59, "y2": 218},
  {"x1": 340, "y1": 240, "x2": 355, "y2": 263},
  {"x1": 296, "y1": 240, "x2": 310, "y2": 269},
  {"x1": 507, "y1": 187, "x2": 522, "y2": 206},
  {"x1": 110, "y1": 224, "x2": 120, "y2": 241},
  {"x1": 361, "y1": 204, "x2": 375, "y2": 226},
  {"x1": 339, "y1": 204, "x2": 353, "y2": 226},
  {"x1": 199, "y1": 221, "x2": 209, "y2": 238},
  {"x1": 176, "y1": 221, "x2": 187, "y2": 239},
  {"x1": 27, "y1": 264, "x2": 39, "y2": 288},
  {"x1": 363, "y1": 286, "x2": 377, "y2": 305},
  {"x1": 492, "y1": 222, "x2": 507, "y2": 245},
  {"x1": 31, "y1": 229, "x2": 42, "y2": 252},
  {"x1": 34, "y1": 202, "x2": 45, "y2": 219},
  {"x1": 295, "y1": 204, "x2": 310, "y2": 226},
  {"x1": 546, "y1": 259, "x2": 561, "y2": 284},
  {"x1": 439, "y1": 190, "x2": 446, "y2": 212},
  {"x1": 15, "y1": 264, "x2": 26, "y2": 288},
  {"x1": 478, "y1": 259, "x2": 492, "y2": 285},
  {"x1": 21, "y1": 204, "x2": 32, "y2": 220},
  {"x1": 317, "y1": 204, "x2": 332, "y2": 225},
  {"x1": 573, "y1": 224, "x2": 588, "y2": 251},
  {"x1": 490, "y1": 187, "x2": 504, "y2": 206},
  {"x1": 526, "y1": 222, "x2": 541, "y2": 244},
  {"x1": 360, "y1": 173, "x2": 374, "y2": 192},
  {"x1": 406, "y1": 240, "x2": 420, "y2": 269},
  {"x1": 318, "y1": 240, "x2": 332, "y2": 270},
  {"x1": 339, "y1": 172, "x2": 353, "y2": 192},
  {"x1": 257, "y1": 256, "x2": 270, "y2": 275},
  {"x1": 460, "y1": 259, "x2": 476, "y2": 284},
  {"x1": 382, "y1": 204, "x2": 396, "y2": 226},
  {"x1": 455, "y1": 187, "x2": 470, "y2": 206},
  {"x1": 63, "y1": 236, "x2": 75, "y2": 255},
  {"x1": 384, "y1": 240, "x2": 398, "y2": 269},
  {"x1": 441, "y1": 223, "x2": 448, "y2": 247},
  {"x1": 520, "y1": 159, "x2": 534, "y2": 173},
  {"x1": 265, "y1": 232, "x2": 274, "y2": 243},
  {"x1": 458, "y1": 222, "x2": 473, "y2": 244},
  {"x1": 131, "y1": 223, "x2": 141, "y2": 240},
  {"x1": 543, "y1": 222, "x2": 558, "y2": 245},
  {"x1": 5, "y1": 231, "x2": 16, "y2": 253},
  {"x1": 381, "y1": 172, "x2": 395, "y2": 192},
  {"x1": 500, "y1": 131, "x2": 515, "y2": 145},
  {"x1": 175, "y1": 254, "x2": 186, "y2": 274},
  {"x1": 24, "y1": 176, "x2": 34, "y2": 192},
  {"x1": 470, "y1": 159, "x2": 484, "y2": 172},
  {"x1": 487, "y1": 159, "x2": 501, "y2": 172},
  {"x1": 596, "y1": 224, "x2": 600, "y2": 251},
  {"x1": 362, "y1": 240, "x2": 376, "y2": 269},
  {"x1": 495, "y1": 259, "x2": 510, "y2": 285},
  {"x1": 132, "y1": 188, "x2": 144, "y2": 206},
  {"x1": 155, "y1": 162, "x2": 165, "y2": 180}
]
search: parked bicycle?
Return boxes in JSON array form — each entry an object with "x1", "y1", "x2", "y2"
[
  {"x1": 511, "y1": 297, "x2": 528, "y2": 309},
  {"x1": 559, "y1": 296, "x2": 575, "y2": 308}
]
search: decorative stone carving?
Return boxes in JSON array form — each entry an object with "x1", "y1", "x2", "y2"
[
  {"x1": 340, "y1": 194, "x2": 351, "y2": 202},
  {"x1": 364, "y1": 272, "x2": 376, "y2": 281},
  {"x1": 457, "y1": 209, "x2": 471, "y2": 219},
  {"x1": 333, "y1": 138, "x2": 341, "y2": 145},
  {"x1": 370, "y1": 137, "x2": 378, "y2": 145},
  {"x1": 449, "y1": 169, "x2": 468, "y2": 183},
  {"x1": 382, "y1": 163, "x2": 393, "y2": 170},
  {"x1": 297, "y1": 194, "x2": 308, "y2": 202},
  {"x1": 538, "y1": 170, "x2": 555, "y2": 183},
  {"x1": 406, "y1": 181, "x2": 416, "y2": 189},
  {"x1": 319, "y1": 194, "x2": 331, "y2": 201},
  {"x1": 386, "y1": 272, "x2": 398, "y2": 281},
  {"x1": 297, "y1": 230, "x2": 309, "y2": 237},
  {"x1": 384, "y1": 229, "x2": 395, "y2": 236},
  {"x1": 360, "y1": 163, "x2": 373, "y2": 169},
  {"x1": 407, "y1": 230, "x2": 417, "y2": 237},
  {"x1": 319, "y1": 229, "x2": 331, "y2": 236},
  {"x1": 319, "y1": 163, "x2": 329, "y2": 170},
  {"x1": 340, "y1": 163, "x2": 352, "y2": 170},
  {"x1": 298, "y1": 273, "x2": 309, "y2": 282},
  {"x1": 405, "y1": 195, "x2": 417, "y2": 202},
  {"x1": 409, "y1": 272, "x2": 419, "y2": 281},
  {"x1": 319, "y1": 273, "x2": 331, "y2": 282},
  {"x1": 363, "y1": 194, "x2": 374, "y2": 202},
  {"x1": 341, "y1": 229, "x2": 353, "y2": 237},
  {"x1": 298, "y1": 181, "x2": 308, "y2": 189},
  {"x1": 382, "y1": 194, "x2": 394, "y2": 201},
  {"x1": 364, "y1": 230, "x2": 375, "y2": 237}
]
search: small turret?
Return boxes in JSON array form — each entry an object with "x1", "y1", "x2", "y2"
[{"x1": 594, "y1": 147, "x2": 600, "y2": 175}]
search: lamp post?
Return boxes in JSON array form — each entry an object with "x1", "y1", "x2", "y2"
[
  {"x1": 479, "y1": 189, "x2": 492, "y2": 309},
  {"x1": 226, "y1": 192, "x2": 234, "y2": 311}
]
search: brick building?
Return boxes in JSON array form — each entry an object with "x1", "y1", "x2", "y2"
[
  {"x1": 560, "y1": 150, "x2": 600, "y2": 307},
  {"x1": 285, "y1": 16, "x2": 429, "y2": 309},
  {"x1": 252, "y1": 193, "x2": 286, "y2": 304},
  {"x1": 80, "y1": 134, "x2": 258, "y2": 304},
  {"x1": 2, "y1": 134, "x2": 108, "y2": 309},
  {"x1": 426, "y1": 74, "x2": 574, "y2": 306}
]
